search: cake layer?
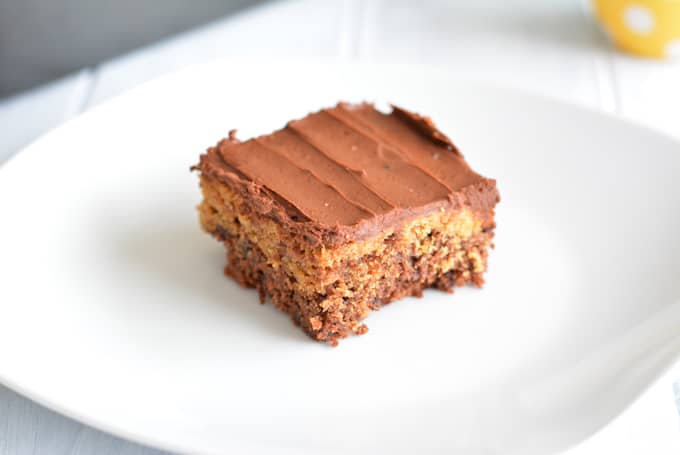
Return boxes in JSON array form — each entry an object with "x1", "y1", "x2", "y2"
[
  {"x1": 198, "y1": 173, "x2": 495, "y2": 344},
  {"x1": 196, "y1": 103, "x2": 499, "y2": 246},
  {"x1": 199, "y1": 173, "x2": 495, "y2": 292}
]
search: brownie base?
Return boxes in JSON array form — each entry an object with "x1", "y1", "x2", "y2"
[{"x1": 215, "y1": 223, "x2": 494, "y2": 346}]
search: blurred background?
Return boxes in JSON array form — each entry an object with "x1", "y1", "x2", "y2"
[
  {"x1": 2, "y1": 0, "x2": 680, "y2": 164},
  {"x1": 0, "y1": 0, "x2": 264, "y2": 97}
]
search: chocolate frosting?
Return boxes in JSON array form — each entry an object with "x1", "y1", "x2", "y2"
[{"x1": 196, "y1": 103, "x2": 499, "y2": 245}]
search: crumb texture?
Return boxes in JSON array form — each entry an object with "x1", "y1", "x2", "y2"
[{"x1": 198, "y1": 174, "x2": 495, "y2": 345}]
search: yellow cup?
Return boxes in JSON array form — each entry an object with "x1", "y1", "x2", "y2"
[{"x1": 592, "y1": 0, "x2": 680, "y2": 58}]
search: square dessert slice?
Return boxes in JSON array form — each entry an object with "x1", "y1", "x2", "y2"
[{"x1": 194, "y1": 103, "x2": 499, "y2": 346}]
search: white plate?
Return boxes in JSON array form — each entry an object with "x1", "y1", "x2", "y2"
[{"x1": 1, "y1": 61, "x2": 679, "y2": 455}]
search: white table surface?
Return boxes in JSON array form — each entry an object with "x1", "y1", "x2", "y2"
[{"x1": 1, "y1": 0, "x2": 679, "y2": 453}]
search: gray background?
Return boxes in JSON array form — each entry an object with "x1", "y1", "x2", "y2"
[{"x1": 0, "y1": 0, "x2": 263, "y2": 97}]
